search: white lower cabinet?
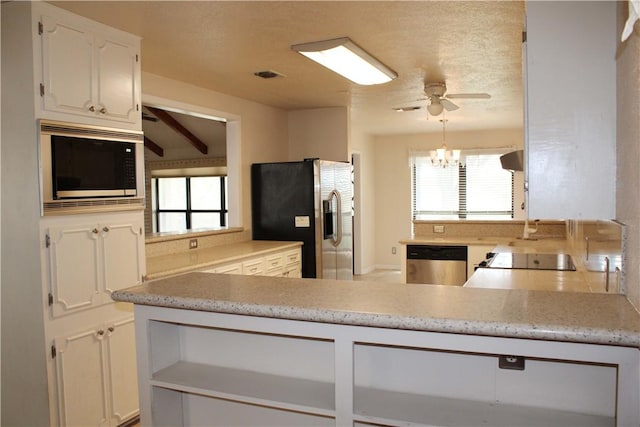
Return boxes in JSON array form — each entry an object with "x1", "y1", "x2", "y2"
[
  {"x1": 134, "y1": 306, "x2": 639, "y2": 427},
  {"x1": 42, "y1": 211, "x2": 144, "y2": 426},
  {"x1": 205, "y1": 246, "x2": 302, "y2": 278},
  {"x1": 53, "y1": 316, "x2": 138, "y2": 426},
  {"x1": 44, "y1": 213, "x2": 144, "y2": 317},
  {"x1": 146, "y1": 317, "x2": 335, "y2": 426},
  {"x1": 466, "y1": 244, "x2": 495, "y2": 278}
]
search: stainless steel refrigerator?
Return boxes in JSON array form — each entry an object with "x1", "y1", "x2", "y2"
[{"x1": 251, "y1": 159, "x2": 353, "y2": 280}]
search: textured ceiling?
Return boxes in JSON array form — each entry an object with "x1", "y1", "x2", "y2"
[{"x1": 51, "y1": 1, "x2": 525, "y2": 135}]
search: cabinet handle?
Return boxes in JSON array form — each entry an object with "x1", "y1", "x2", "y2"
[
  {"x1": 97, "y1": 330, "x2": 104, "y2": 336},
  {"x1": 604, "y1": 256, "x2": 610, "y2": 292},
  {"x1": 103, "y1": 226, "x2": 110, "y2": 232},
  {"x1": 99, "y1": 107, "x2": 106, "y2": 114},
  {"x1": 89, "y1": 105, "x2": 96, "y2": 112},
  {"x1": 92, "y1": 228, "x2": 99, "y2": 234},
  {"x1": 108, "y1": 327, "x2": 114, "y2": 333}
]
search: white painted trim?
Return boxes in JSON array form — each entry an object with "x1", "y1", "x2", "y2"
[{"x1": 351, "y1": 152, "x2": 362, "y2": 275}]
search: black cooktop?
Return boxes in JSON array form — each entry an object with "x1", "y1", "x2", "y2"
[{"x1": 486, "y1": 253, "x2": 576, "y2": 271}]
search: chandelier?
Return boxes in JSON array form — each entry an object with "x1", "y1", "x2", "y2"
[{"x1": 430, "y1": 119, "x2": 461, "y2": 168}]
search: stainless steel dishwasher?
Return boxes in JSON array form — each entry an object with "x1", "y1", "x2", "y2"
[{"x1": 406, "y1": 245, "x2": 467, "y2": 285}]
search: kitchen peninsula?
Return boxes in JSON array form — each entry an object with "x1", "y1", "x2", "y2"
[{"x1": 113, "y1": 273, "x2": 640, "y2": 426}]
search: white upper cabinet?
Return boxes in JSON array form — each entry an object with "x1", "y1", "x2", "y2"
[
  {"x1": 34, "y1": 2, "x2": 141, "y2": 129},
  {"x1": 524, "y1": 1, "x2": 616, "y2": 219}
]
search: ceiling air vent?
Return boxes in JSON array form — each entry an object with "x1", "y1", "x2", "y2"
[{"x1": 254, "y1": 70, "x2": 285, "y2": 79}]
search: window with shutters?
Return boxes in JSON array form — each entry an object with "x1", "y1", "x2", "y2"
[{"x1": 411, "y1": 152, "x2": 514, "y2": 220}]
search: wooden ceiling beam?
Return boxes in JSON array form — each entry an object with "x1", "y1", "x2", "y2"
[
  {"x1": 146, "y1": 106, "x2": 208, "y2": 155},
  {"x1": 144, "y1": 136, "x2": 164, "y2": 157}
]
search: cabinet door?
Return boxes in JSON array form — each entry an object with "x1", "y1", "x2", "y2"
[
  {"x1": 40, "y1": 14, "x2": 95, "y2": 117},
  {"x1": 54, "y1": 327, "x2": 109, "y2": 427},
  {"x1": 101, "y1": 222, "x2": 143, "y2": 297},
  {"x1": 525, "y1": 2, "x2": 616, "y2": 219},
  {"x1": 105, "y1": 317, "x2": 139, "y2": 425},
  {"x1": 48, "y1": 224, "x2": 101, "y2": 317},
  {"x1": 95, "y1": 35, "x2": 140, "y2": 124}
]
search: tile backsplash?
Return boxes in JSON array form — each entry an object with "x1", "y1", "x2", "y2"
[
  {"x1": 146, "y1": 228, "x2": 250, "y2": 257},
  {"x1": 413, "y1": 220, "x2": 567, "y2": 239}
]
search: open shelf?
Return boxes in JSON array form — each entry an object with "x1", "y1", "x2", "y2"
[
  {"x1": 151, "y1": 361, "x2": 335, "y2": 416},
  {"x1": 354, "y1": 387, "x2": 614, "y2": 427}
]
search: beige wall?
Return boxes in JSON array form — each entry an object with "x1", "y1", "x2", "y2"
[
  {"x1": 373, "y1": 128, "x2": 524, "y2": 269},
  {"x1": 142, "y1": 72, "x2": 289, "y2": 230},
  {"x1": 288, "y1": 107, "x2": 350, "y2": 162},
  {"x1": 616, "y1": 2, "x2": 640, "y2": 311},
  {"x1": 350, "y1": 127, "x2": 377, "y2": 274}
]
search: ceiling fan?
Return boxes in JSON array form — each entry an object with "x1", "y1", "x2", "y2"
[{"x1": 396, "y1": 82, "x2": 491, "y2": 117}]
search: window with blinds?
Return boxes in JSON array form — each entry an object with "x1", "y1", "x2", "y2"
[{"x1": 411, "y1": 153, "x2": 513, "y2": 220}]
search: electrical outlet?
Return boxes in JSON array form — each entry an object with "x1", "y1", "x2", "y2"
[
  {"x1": 433, "y1": 225, "x2": 445, "y2": 233},
  {"x1": 498, "y1": 355, "x2": 525, "y2": 370},
  {"x1": 189, "y1": 239, "x2": 198, "y2": 249},
  {"x1": 391, "y1": 246, "x2": 397, "y2": 254}
]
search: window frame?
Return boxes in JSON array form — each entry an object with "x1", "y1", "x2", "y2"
[
  {"x1": 411, "y1": 152, "x2": 514, "y2": 221},
  {"x1": 152, "y1": 175, "x2": 228, "y2": 232}
]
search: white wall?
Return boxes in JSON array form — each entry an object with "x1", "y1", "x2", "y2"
[
  {"x1": 141, "y1": 72, "x2": 289, "y2": 230},
  {"x1": 616, "y1": 2, "x2": 640, "y2": 311},
  {"x1": 373, "y1": 128, "x2": 524, "y2": 268},
  {"x1": 288, "y1": 107, "x2": 349, "y2": 162},
  {"x1": 1, "y1": 2, "x2": 50, "y2": 425}
]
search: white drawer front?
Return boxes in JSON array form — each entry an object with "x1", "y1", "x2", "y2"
[{"x1": 242, "y1": 258, "x2": 265, "y2": 275}]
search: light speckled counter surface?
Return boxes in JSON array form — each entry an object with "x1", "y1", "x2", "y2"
[
  {"x1": 464, "y1": 267, "x2": 595, "y2": 292},
  {"x1": 145, "y1": 240, "x2": 302, "y2": 279},
  {"x1": 113, "y1": 272, "x2": 640, "y2": 347}
]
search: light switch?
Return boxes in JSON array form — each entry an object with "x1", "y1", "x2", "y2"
[{"x1": 295, "y1": 216, "x2": 310, "y2": 228}]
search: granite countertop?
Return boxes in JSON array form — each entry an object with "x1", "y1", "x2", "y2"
[
  {"x1": 113, "y1": 272, "x2": 640, "y2": 348},
  {"x1": 146, "y1": 240, "x2": 302, "y2": 279},
  {"x1": 402, "y1": 237, "x2": 610, "y2": 293}
]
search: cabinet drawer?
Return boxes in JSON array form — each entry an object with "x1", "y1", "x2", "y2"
[
  {"x1": 216, "y1": 263, "x2": 242, "y2": 275},
  {"x1": 265, "y1": 267, "x2": 284, "y2": 277},
  {"x1": 284, "y1": 250, "x2": 301, "y2": 266},
  {"x1": 265, "y1": 254, "x2": 284, "y2": 271},
  {"x1": 283, "y1": 264, "x2": 301, "y2": 279},
  {"x1": 242, "y1": 259, "x2": 264, "y2": 275}
]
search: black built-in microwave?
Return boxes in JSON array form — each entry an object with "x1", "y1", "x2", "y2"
[{"x1": 39, "y1": 120, "x2": 144, "y2": 213}]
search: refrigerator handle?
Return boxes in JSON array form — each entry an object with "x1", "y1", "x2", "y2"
[{"x1": 329, "y1": 189, "x2": 342, "y2": 247}]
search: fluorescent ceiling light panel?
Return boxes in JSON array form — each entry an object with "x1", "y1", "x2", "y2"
[{"x1": 291, "y1": 37, "x2": 397, "y2": 85}]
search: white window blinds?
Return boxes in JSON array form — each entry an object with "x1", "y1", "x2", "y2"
[{"x1": 411, "y1": 152, "x2": 513, "y2": 220}]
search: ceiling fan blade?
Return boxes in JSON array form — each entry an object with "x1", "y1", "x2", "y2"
[
  {"x1": 446, "y1": 93, "x2": 491, "y2": 99},
  {"x1": 393, "y1": 106, "x2": 423, "y2": 112},
  {"x1": 441, "y1": 98, "x2": 459, "y2": 111}
]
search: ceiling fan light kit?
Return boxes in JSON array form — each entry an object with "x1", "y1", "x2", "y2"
[
  {"x1": 291, "y1": 37, "x2": 397, "y2": 85},
  {"x1": 394, "y1": 81, "x2": 491, "y2": 117},
  {"x1": 427, "y1": 99, "x2": 444, "y2": 116}
]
